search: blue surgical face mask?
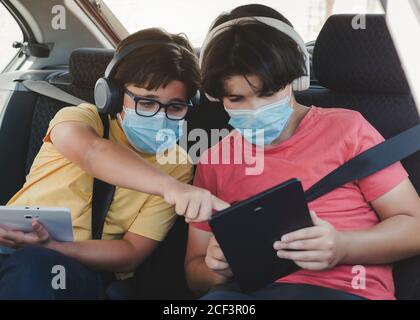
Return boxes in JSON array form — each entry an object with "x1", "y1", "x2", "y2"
[
  {"x1": 225, "y1": 91, "x2": 293, "y2": 146},
  {"x1": 118, "y1": 108, "x2": 183, "y2": 154}
]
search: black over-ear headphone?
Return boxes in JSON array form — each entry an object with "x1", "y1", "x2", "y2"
[{"x1": 94, "y1": 41, "x2": 201, "y2": 114}]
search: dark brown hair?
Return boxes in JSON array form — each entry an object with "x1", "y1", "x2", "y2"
[
  {"x1": 201, "y1": 4, "x2": 306, "y2": 99},
  {"x1": 114, "y1": 28, "x2": 200, "y2": 100}
]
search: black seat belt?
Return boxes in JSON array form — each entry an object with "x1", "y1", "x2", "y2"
[
  {"x1": 91, "y1": 113, "x2": 116, "y2": 240},
  {"x1": 305, "y1": 123, "x2": 420, "y2": 203}
]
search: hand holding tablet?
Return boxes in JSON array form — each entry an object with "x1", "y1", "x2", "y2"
[
  {"x1": 209, "y1": 178, "x2": 313, "y2": 292},
  {"x1": 0, "y1": 206, "x2": 73, "y2": 253}
]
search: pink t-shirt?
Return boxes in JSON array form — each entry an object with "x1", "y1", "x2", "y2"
[{"x1": 192, "y1": 106, "x2": 409, "y2": 300}]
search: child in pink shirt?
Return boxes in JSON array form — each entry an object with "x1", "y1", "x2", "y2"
[{"x1": 185, "y1": 4, "x2": 420, "y2": 300}]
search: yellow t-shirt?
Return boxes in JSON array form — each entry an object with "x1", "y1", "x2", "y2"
[{"x1": 7, "y1": 103, "x2": 193, "y2": 242}]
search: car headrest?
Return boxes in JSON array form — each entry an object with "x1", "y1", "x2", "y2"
[
  {"x1": 69, "y1": 48, "x2": 115, "y2": 88},
  {"x1": 313, "y1": 14, "x2": 410, "y2": 94}
]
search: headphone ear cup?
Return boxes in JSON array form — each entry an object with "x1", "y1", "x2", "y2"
[
  {"x1": 94, "y1": 78, "x2": 123, "y2": 114},
  {"x1": 292, "y1": 78, "x2": 301, "y2": 91},
  {"x1": 292, "y1": 76, "x2": 310, "y2": 91},
  {"x1": 190, "y1": 90, "x2": 201, "y2": 107}
]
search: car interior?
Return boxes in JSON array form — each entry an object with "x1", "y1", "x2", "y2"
[{"x1": 0, "y1": 0, "x2": 419, "y2": 300}]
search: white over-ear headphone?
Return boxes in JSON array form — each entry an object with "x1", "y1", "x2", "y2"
[{"x1": 199, "y1": 16, "x2": 310, "y2": 102}]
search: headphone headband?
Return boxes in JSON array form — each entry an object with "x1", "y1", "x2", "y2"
[
  {"x1": 199, "y1": 16, "x2": 310, "y2": 98},
  {"x1": 105, "y1": 41, "x2": 182, "y2": 79}
]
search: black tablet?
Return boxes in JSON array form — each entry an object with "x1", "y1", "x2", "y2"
[{"x1": 209, "y1": 178, "x2": 313, "y2": 292}]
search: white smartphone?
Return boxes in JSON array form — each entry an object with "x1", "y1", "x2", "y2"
[{"x1": 0, "y1": 206, "x2": 74, "y2": 243}]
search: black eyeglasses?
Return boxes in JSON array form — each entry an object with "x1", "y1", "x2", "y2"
[{"x1": 125, "y1": 89, "x2": 193, "y2": 121}]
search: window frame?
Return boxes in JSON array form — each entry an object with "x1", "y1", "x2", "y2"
[{"x1": 0, "y1": 0, "x2": 31, "y2": 72}]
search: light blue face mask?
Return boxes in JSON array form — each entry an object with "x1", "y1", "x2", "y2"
[
  {"x1": 119, "y1": 108, "x2": 184, "y2": 154},
  {"x1": 225, "y1": 92, "x2": 293, "y2": 146}
]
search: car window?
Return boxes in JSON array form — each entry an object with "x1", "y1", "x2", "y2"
[
  {"x1": 0, "y1": 3, "x2": 23, "y2": 72},
  {"x1": 103, "y1": 0, "x2": 384, "y2": 46},
  {"x1": 412, "y1": 0, "x2": 420, "y2": 23}
]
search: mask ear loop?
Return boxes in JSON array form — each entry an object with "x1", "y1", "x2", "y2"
[
  {"x1": 288, "y1": 85, "x2": 295, "y2": 109},
  {"x1": 117, "y1": 110, "x2": 125, "y2": 127}
]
